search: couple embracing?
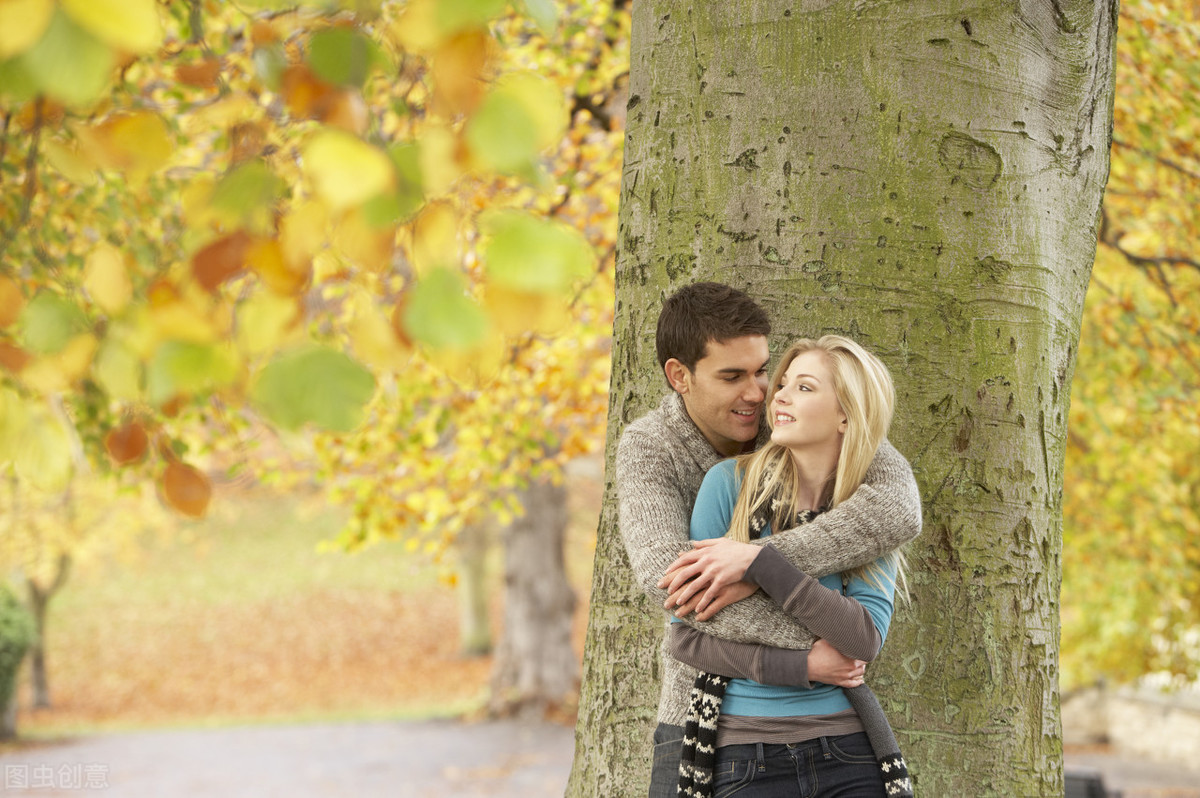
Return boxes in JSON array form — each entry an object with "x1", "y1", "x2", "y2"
[{"x1": 617, "y1": 282, "x2": 921, "y2": 798}]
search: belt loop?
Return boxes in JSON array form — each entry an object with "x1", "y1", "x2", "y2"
[
  {"x1": 819, "y1": 736, "x2": 833, "y2": 761},
  {"x1": 755, "y1": 742, "x2": 765, "y2": 771}
]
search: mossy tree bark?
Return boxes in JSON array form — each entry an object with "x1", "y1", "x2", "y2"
[{"x1": 568, "y1": 1, "x2": 1116, "y2": 796}]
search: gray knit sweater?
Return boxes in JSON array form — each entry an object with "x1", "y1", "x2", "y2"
[{"x1": 616, "y1": 392, "x2": 922, "y2": 725}]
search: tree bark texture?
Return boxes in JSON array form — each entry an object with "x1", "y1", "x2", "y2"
[
  {"x1": 568, "y1": 1, "x2": 1116, "y2": 796},
  {"x1": 489, "y1": 479, "x2": 578, "y2": 716}
]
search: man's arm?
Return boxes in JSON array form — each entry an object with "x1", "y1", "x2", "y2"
[
  {"x1": 617, "y1": 426, "x2": 814, "y2": 649},
  {"x1": 661, "y1": 439, "x2": 921, "y2": 616}
]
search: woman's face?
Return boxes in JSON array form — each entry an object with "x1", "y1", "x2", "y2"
[{"x1": 769, "y1": 349, "x2": 847, "y2": 453}]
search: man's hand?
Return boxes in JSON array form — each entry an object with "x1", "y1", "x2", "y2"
[
  {"x1": 668, "y1": 579, "x2": 758, "y2": 620},
  {"x1": 807, "y1": 639, "x2": 866, "y2": 688},
  {"x1": 657, "y1": 538, "x2": 761, "y2": 612}
]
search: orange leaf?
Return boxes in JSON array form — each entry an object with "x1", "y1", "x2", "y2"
[
  {"x1": 0, "y1": 342, "x2": 31, "y2": 374},
  {"x1": 431, "y1": 29, "x2": 491, "y2": 116},
  {"x1": 247, "y1": 237, "x2": 309, "y2": 296},
  {"x1": 0, "y1": 276, "x2": 23, "y2": 327},
  {"x1": 176, "y1": 57, "x2": 221, "y2": 89},
  {"x1": 162, "y1": 460, "x2": 212, "y2": 518},
  {"x1": 105, "y1": 421, "x2": 149, "y2": 465},
  {"x1": 281, "y1": 64, "x2": 337, "y2": 121},
  {"x1": 192, "y1": 231, "x2": 252, "y2": 292}
]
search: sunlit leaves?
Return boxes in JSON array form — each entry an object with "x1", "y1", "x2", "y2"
[
  {"x1": 302, "y1": 130, "x2": 395, "y2": 211},
  {"x1": 251, "y1": 346, "x2": 375, "y2": 432},
  {"x1": 59, "y1": 0, "x2": 162, "y2": 54},
  {"x1": 75, "y1": 112, "x2": 173, "y2": 180},
  {"x1": 0, "y1": 391, "x2": 73, "y2": 492}
]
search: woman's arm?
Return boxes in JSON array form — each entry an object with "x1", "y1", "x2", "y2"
[
  {"x1": 668, "y1": 626, "x2": 866, "y2": 688},
  {"x1": 744, "y1": 545, "x2": 884, "y2": 661}
]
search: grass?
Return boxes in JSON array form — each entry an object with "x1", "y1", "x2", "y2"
[{"x1": 13, "y1": 465, "x2": 601, "y2": 739}]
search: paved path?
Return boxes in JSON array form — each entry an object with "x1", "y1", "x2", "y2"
[{"x1": 2, "y1": 720, "x2": 1199, "y2": 797}]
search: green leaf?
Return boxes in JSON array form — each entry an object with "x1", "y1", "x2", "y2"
[
  {"x1": 481, "y1": 210, "x2": 595, "y2": 293},
  {"x1": 93, "y1": 337, "x2": 143, "y2": 401},
  {"x1": 251, "y1": 345, "x2": 376, "y2": 432},
  {"x1": 519, "y1": 0, "x2": 559, "y2": 35},
  {"x1": 0, "y1": 58, "x2": 39, "y2": 105},
  {"x1": 14, "y1": 403, "x2": 74, "y2": 491},
  {"x1": 465, "y1": 90, "x2": 540, "y2": 177},
  {"x1": 18, "y1": 9, "x2": 114, "y2": 107},
  {"x1": 146, "y1": 341, "x2": 238, "y2": 406},
  {"x1": 19, "y1": 292, "x2": 89, "y2": 355},
  {"x1": 388, "y1": 142, "x2": 425, "y2": 220},
  {"x1": 465, "y1": 72, "x2": 565, "y2": 177},
  {"x1": 308, "y1": 28, "x2": 381, "y2": 88},
  {"x1": 437, "y1": 0, "x2": 507, "y2": 33},
  {"x1": 402, "y1": 268, "x2": 489, "y2": 350},
  {"x1": 210, "y1": 160, "x2": 283, "y2": 230}
]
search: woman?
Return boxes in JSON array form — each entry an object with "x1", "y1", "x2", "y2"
[{"x1": 670, "y1": 335, "x2": 911, "y2": 798}]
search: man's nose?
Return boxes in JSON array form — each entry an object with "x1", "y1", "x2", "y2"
[{"x1": 748, "y1": 376, "x2": 767, "y2": 403}]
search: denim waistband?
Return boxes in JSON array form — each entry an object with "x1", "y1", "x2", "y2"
[{"x1": 719, "y1": 734, "x2": 856, "y2": 763}]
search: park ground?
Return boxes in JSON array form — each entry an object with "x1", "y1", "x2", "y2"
[{"x1": 1, "y1": 464, "x2": 1198, "y2": 796}]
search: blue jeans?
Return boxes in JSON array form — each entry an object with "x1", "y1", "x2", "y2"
[
  {"x1": 712, "y1": 733, "x2": 885, "y2": 798},
  {"x1": 649, "y1": 723, "x2": 685, "y2": 798}
]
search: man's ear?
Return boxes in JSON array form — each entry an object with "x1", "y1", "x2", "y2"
[{"x1": 664, "y1": 358, "x2": 691, "y2": 395}]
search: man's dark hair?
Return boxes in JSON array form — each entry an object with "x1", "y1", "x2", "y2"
[{"x1": 655, "y1": 282, "x2": 771, "y2": 372}]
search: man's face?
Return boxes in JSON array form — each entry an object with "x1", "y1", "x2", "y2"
[{"x1": 667, "y1": 335, "x2": 770, "y2": 457}]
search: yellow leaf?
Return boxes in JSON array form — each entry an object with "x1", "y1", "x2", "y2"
[
  {"x1": 417, "y1": 125, "x2": 460, "y2": 196},
  {"x1": 280, "y1": 200, "x2": 328, "y2": 270},
  {"x1": 0, "y1": 0, "x2": 55, "y2": 60},
  {"x1": 0, "y1": 387, "x2": 30, "y2": 459},
  {"x1": 387, "y1": 0, "x2": 440, "y2": 52},
  {"x1": 60, "y1": 0, "x2": 161, "y2": 54},
  {"x1": 236, "y1": 293, "x2": 299, "y2": 357},
  {"x1": 75, "y1": 112, "x2": 172, "y2": 180},
  {"x1": 20, "y1": 333, "x2": 98, "y2": 394},
  {"x1": 333, "y1": 209, "x2": 396, "y2": 272},
  {"x1": 347, "y1": 298, "x2": 412, "y2": 371},
  {"x1": 484, "y1": 285, "x2": 571, "y2": 336},
  {"x1": 247, "y1": 237, "x2": 309, "y2": 296},
  {"x1": 42, "y1": 138, "x2": 97, "y2": 185},
  {"x1": 410, "y1": 201, "x2": 458, "y2": 274},
  {"x1": 83, "y1": 242, "x2": 132, "y2": 314},
  {"x1": 14, "y1": 401, "x2": 74, "y2": 491},
  {"x1": 302, "y1": 130, "x2": 394, "y2": 212}
]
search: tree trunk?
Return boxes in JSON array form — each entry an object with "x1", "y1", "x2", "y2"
[
  {"x1": 457, "y1": 523, "x2": 492, "y2": 657},
  {"x1": 27, "y1": 553, "x2": 71, "y2": 710},
  {"x1": 569, "y1": 2, "x2": 1116, "y2": 796},
  {"x1": 1, "y1": 695, "x2": 15, "y2": 740},
  {"x1": 489, "y1": 478, "x2": 578, "y2": 717}
]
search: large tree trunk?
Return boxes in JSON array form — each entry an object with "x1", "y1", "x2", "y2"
[
  {"x1": 569, "y1": 2, "x2": 1116, "y2": 796},
  {"x1": 489, "y1": 478, "x2": 578, "y2": 717}
]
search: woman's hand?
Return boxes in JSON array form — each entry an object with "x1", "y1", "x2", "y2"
[
  {"x1": 807, "y1": 639, "x2": 867, "y2": 688},
  {"x1": 657, "y1": 538, "x2": 761, "y2": 613}
]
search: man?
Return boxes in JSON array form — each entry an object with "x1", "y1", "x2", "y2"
[{"x1": 616, "y1": 282, "x2": 922, "y2": 797}]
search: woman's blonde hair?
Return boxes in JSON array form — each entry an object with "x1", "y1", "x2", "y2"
[{"x1": 727, "y1": 335, "x2": 906, "y2": 593}]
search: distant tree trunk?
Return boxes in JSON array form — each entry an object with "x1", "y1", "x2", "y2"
[
  {"x1": 457, "y1": 523, "x2": 492, "y2": 657},
  {"x1": 568, "y1": 1, "x2": 1117, "y2": 795},
  {"x1": 489, "y1": 478, "x2": 578, "y2": 717},
  {"x1": 1, "y1": 696, "x2": 15, "y2": 740},
  {"x1": 27, "y1": 553, "x2": 71, "y2": 709}
]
